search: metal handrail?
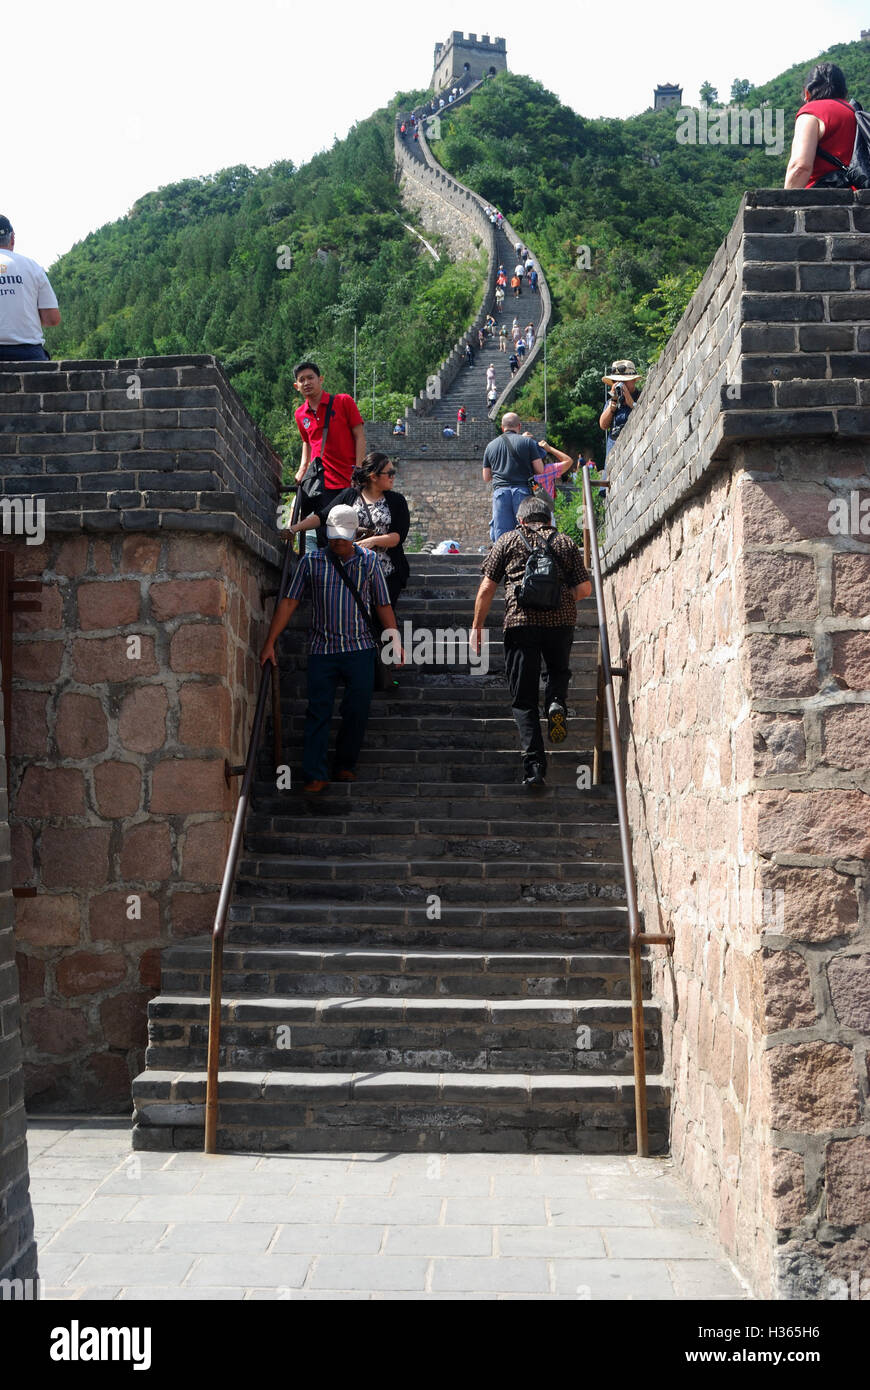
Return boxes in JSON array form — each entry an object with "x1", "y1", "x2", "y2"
[
  {"x1": 204, "y1": 491, "x2": 304, "y2": 1154},
  {"x1": 580, "y1": 466, "x2": 674, "y2": 1158}
]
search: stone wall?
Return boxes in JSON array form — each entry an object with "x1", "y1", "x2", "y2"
[
  {"x1": 1, "y1": 357, "x2": 280, "y2": 1110},
  {"x1": 394, "y1": 112, "x2": 552, "y2": 422},
  {"x1": 603, "y1": 190, "x2": 870, "y2": 1299},
  {"x1": 0, "y1": 665, "x2": 37, "y2": 1291}
]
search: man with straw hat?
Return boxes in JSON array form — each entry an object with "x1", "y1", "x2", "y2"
[{"x1": 599, "y1": 358, "x2": 642, "y2": 458}]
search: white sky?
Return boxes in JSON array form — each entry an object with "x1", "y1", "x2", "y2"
[{"x1": 8, "y1": 0, "x2": 868, "y2": 269}]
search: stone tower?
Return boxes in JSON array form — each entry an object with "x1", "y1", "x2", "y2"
[
  {"x1": 654, "y1": 82, "x2": 683, "y2": 110},
  {"x1": 431, "y1": 32, "x2": 507, "y2": 93}
]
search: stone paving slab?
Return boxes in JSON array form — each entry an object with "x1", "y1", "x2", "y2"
[{"x1": 27, "y1": 1119, "x2": 752, "y2": 1301}]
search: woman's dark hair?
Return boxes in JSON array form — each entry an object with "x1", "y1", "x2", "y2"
[
  {"x1": 805, "y1": 63, "x2": 848, "y2": 101},
  {"x1": 352, "y1": 452, "x2": 393, "y2": 491}
]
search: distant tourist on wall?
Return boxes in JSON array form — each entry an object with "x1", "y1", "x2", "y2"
[
  {"x1": 482, "y1": 410, "x2": 546, "y2": 542},
  {"x1": 465, "y1": 342, "x2": 474, "y2": 368},
  {"x1": 499, "y1": 323, "x2": 508, "y2": 352},
  {"x1": 529, "y1": 267, "x2": 539, "y2": 293},
  {"x1": 260, "y1": 504, "x2": 400, "y2": 794},
  {"x1": 784, "y1": 63, "x2": 858, "y2": 189},
  {"x1": 509, "y1": 351, "x2": 519, "y2": 376},
  {"x1": 495, "y1": 286, "x2": 505, "y2": 310},
  {"x1": 486, "y1": 363, "x2": 497, "y2": 392},
  {"x1": 487, "y1": 384, "x2": 498, "y2": 410},
  {"x1": 457, "y1": 405, "x2": 467, "y2": 427},
  {"x1": 511, "y1": 273, "x2": 522, "y2": 298},
  {"x1": 598, "y1": 358, "x2": 641, "y2": 458},
  {"x1": 0, "y1": 215, "x2": 61, "y2": 361},
  {"x1": 293, "y1": 360, "x2": 366, "y2": 547},
  {"x1": 392, "y1": 417, "x2": 406, "y2": 435}
]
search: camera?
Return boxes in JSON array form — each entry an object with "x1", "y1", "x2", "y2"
[{"x1": 612, "y1": 384, "x2": 624, "y2": 405}]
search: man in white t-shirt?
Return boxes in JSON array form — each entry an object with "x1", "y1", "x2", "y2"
[{"x1": 0, "y1": 215, "x2": 60, "y2": 361}]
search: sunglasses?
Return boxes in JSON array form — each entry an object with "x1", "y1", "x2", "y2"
[{"x1": 381, "y1": 469, "x2": 397, "y2": 478}]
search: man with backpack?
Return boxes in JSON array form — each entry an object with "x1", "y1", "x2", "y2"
[
  {"x1": 471, "y1": 493, "x2": 591, "y2": 789},
  {"x1": 481, "y1": 410, "x2": 546, "y2": 542}
]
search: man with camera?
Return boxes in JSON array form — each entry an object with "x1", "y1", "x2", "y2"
[{"x1": 599, "y1": 358, "x2": 641, "y2": 458}]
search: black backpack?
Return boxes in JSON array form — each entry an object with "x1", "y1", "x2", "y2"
[
  {"x1": 815, "y1": 99, "x2": 870, "y2": 189},
  {"x1": 515, "y1": 530, "x2": 563, "y2": 610}
]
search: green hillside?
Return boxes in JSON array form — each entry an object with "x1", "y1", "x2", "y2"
[
  {"x1": 48, "y1": 38, "x2": 869, "y2": 464},
  {"x1": 49, "y1": 90, "x2": 485, "y2": 461},
  {"x1": 429, "y1": 38, "x2": 870, "y2": 456}
]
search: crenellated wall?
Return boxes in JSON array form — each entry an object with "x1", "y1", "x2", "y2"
[
  {"x1": 0, "y1": 662, "x2": 37, "y2": 1292},
  {"x1": 603, "y1": 189, "x2": 870, "y2": 1300},
  {"x1": 1, "y1": 357, "x2": 280, "y2": 1111}
]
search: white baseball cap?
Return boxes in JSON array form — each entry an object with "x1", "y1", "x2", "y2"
[{"x1": 325, "y1": 504, "x2": 360, "y2": 540}]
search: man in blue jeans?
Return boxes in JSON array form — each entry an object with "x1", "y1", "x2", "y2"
[
  {"x1": 260, "y1": 504, "x2": 400, "y2": 793},
  {"x1": 482, "y1": 411, "x2": 546, "y2": 542}
]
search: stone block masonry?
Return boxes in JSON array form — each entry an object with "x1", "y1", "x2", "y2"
[
  {"x1": 1, "y1": 357, "x2": 281, "y2": 1111},
  {"x1": 603, "y1": 190, "x2": 870, "y2": 1300},
  {"x1": 0, "y1": 665, "x2": 37, "y2": 1291}
]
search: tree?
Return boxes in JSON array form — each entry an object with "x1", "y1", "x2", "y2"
[
  {"x1": 699, "y1": 81, "x2": 718, "y2": 107},
  {"x1": 730, "y1": 78, "x2": 752, "y2": 103}
]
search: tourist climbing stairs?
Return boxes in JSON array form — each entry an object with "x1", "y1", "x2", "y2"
[{"x1": 132, "y1": 556, "x2": 669, "y2": 1153}]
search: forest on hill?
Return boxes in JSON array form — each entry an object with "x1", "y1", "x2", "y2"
[
  {"x1": 48, "y1": 38, "x2": 870, "y2": 463},
  {"x1": 49, "y1": 90, "x2": 482, "y2": 460},
  {"x1": 429, "y1": 39, "x2": 870, "y2": 455}
]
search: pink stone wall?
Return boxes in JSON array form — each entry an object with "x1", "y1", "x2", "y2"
[
  {"x1": 605, "y1": 443, "x2": 870, "y2": 1298},
  {"x1": 9, "y1": 532, "x2": 271, "y2": 1111}
]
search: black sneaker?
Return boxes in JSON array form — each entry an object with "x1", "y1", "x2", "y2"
[
  {"x1": 547, "y1": 702, "x2": 568, "y2": 743},
  {"x1": 522, "y1": 766, "x2": 546, "y2": 791}
]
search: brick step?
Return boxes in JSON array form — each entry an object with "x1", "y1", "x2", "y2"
[
  {"x1": 158, "y1": 940, "x2": 647, "y2": 1000},
  {"x1": 242, "y1": 829, "x2": 624, "y2": 862},
  {"x1": 131, "y1": 1069, "x2": 670, "y2": 1155},
  {"x1": 225, "y1": 901, "x2": 629, "y2": 950},
  {"x1": 277, "y1": 711, "x2": 599, "y2": 737},
  {"x1": 144, "y1": 993, "x2": 661, "y2": 1076},
  {"x1": 261, "y1": 746, "x2": 606, "y2": 773},
  {"x1": 250, "y1": 788, "x2": 618, "y2": 819},
  {"x1": 244, "y1": 812, "x2": 617, "y2": 839},
  {"x1": 275, "y1": 692, "x2": 605, "y2": 716},
  {"x1": 235, "y1": 860, "x2": 626, "y2": 904}
]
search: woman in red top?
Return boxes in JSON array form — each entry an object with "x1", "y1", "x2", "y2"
[{"x1": 785, "y1": 63, "x2": 857, "y2": 188}]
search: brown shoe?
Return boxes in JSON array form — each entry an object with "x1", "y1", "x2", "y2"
[
  {"x1": 303, "y1": 779, "x2": 330, "y2": 794},
  {"x1": 335, "y1": 770, "x2": 356, "y2": 783}
]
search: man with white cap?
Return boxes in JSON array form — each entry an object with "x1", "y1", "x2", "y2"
[
  {"x1": 260, "y1": 503, "x2": 399, "y2": 794},
  {"x1": 599, "y1": 358, "x2": 642, "y2": 458}
]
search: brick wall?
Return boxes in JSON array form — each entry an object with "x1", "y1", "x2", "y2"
[
  {"x1": 0, "y1": 666, "x2": 37, "y2": 1290},
  {"x1": 0, "y1": 358, "x2": 280, "y2": 1110},
  {"x1": 603, "y1": 190, "x2": 870, "y2": 1299}
]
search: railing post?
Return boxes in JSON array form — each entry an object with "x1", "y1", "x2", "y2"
[
  {"x1": 580, "y1": 466, "x2": 657, "y2": 1158},
  {"x1": 203, "y1": 493, "x2": 301, "y2": 1154}
]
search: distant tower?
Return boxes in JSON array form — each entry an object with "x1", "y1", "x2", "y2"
[
  {"x1": 862, "y1": 28, "x2": 870, "y2": 40},
  {"x1": 431, "y1": 32, "x2": 507, "y2": 93},
  {"x1": 654, "y1": 83, "x2": 683, "y2": 110}
]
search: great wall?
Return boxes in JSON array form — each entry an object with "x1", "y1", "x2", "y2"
[{"x1": 0, "y1": 38, "x2": 868, "y2": 1304}]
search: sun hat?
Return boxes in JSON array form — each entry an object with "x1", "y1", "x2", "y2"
[
  {"x1": 602, "y1": 358, "x2": 641, "y2": 384},
  {"x1": 325, "y1": 504, "x2": 360, "y2": 540}
]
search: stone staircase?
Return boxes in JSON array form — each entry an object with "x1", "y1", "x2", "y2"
[{"x1": 132, "y1": 556, "x2": 668, "y2": 1153}]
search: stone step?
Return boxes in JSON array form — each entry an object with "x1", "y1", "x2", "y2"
[
  {"x1": 254, "y1": 756, "x2": 608, "y2": 789},
  {"x1": 131, "y1": 1069, "x2": 670, "y2": 1154},
  {"x1": 158, "y1": 939, "x2": 648, "y2": 1000},
  {"x1": 242, "y1": 828, "x2": 624, "y2": 862},
  {"x1": 250, "y1": 788, "x2": 617, "y2": 820},
  {"x1": 225, "y1": 901, "x2": 629, "y2": 950},
  {"x1": 235, "y1": 859, "x2": 626, "y2": 906},
  {"x1": 277, "y1": 711, "x2": 599, "y2": 736},
  {"x1": 144, "y1": 993, "x2": 661, "y2": 1076}
]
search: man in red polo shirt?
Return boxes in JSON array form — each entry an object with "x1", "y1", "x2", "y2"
[{"x1": 294, "y1": 360, "x2": 366, "y2": 544}]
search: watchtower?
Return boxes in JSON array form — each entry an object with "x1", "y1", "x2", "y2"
[
  {"x1": 654, "y1": 82, "x2": 683, "y2": 110},
  {"x1": 431, "y1": 32, "x2": 507, "y2": 94}
]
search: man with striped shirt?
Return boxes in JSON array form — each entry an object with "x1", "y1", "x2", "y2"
[{"x1": 260, "y1": 505, "x2": 399, "y2": 793}]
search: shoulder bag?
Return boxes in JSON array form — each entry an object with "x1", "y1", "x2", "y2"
[
  {"x1": 300, "y1": 393, "x2": 335, "y2": 502},
  {"x1": 325, "y1": 548, "x2": 393, "y2": 691}
]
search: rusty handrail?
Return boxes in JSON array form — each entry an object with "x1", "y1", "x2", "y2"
[
  {"x1": 580, "y1": 465, "x2": 673, "y2": 1158},
  {"x1": 204, "y1": 492, "x2": 303, "y2": 1154}
]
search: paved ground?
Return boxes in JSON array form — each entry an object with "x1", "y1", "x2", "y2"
[{"x1": 28, "y1": 1118, "x2": 752, "y2": 1300}]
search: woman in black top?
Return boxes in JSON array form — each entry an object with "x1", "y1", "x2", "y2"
[{"x1": 286, "y1": 452, "x2": 411, "y2": 608}]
